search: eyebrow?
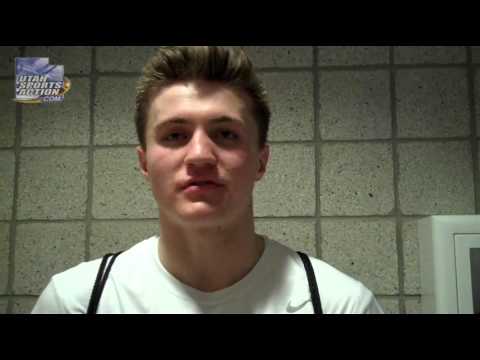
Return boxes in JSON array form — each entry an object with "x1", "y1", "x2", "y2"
[{"x1": 153, "y1": 116, "x2": 244, "y2": 132}]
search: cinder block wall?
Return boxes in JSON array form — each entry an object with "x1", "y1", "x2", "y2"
[{"x1": 1, "y1": 46, "x2": 479, "y2": 314}]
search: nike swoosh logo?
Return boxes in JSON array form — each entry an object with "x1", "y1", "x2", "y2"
[{"x1": 286, "y1": 299, "x2": 311, "y2": 313}]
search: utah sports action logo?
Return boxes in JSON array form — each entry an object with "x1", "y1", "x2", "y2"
[{"x1": 14, "y1": 57, "x2": 71, "y2": 104}]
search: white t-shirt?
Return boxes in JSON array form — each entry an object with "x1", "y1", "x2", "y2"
[{"x1": 32, "y1": 235, "x2": 384, "y2": 314}]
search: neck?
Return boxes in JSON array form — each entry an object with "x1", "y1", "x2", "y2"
[{"x1": 157, "y1": 207, "x2": 265, "y2": 292}]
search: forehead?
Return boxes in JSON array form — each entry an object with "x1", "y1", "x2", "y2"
[{"x1": 147, "y1": 80, "x2": 255, "y2": 128}]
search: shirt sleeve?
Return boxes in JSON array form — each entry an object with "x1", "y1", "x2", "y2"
[
  {"x1": 361, "y1": 290, "x2": 385, "y2": 314},
  {"x1": 31, "y1": 277, "x2": 69, "y2": 314}
]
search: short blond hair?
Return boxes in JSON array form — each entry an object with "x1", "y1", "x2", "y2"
[{"x1": 135, "y1": 46, "x2": 271, "y2": 150}]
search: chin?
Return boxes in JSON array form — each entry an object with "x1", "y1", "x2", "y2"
[{"x1": 177, "y1": 203, "x2": 229, "y2": 224}]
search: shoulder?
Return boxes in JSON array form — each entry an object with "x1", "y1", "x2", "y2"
[
  {"x1": 307, "y1": 256, "x2": 382, "y2": 313},
  {"x1": 265, "y1": 238, "x2": 383, "y2": 314},
  {"x1": 32, "y1": 257, "x2": 103, "y2": 313},
  {"x1": 32, "y1": 236, "x2": 157, "y2": 314}
]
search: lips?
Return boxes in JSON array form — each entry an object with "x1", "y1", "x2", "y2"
[
  {"x1": 180, "y1": 179, "x2": 225, "y2": 197},
  {"x1": 180, "y1": 178, "x2": 225, "y2": 190}
]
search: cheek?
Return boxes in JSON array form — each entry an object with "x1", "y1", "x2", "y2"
[
  {"x1": 222, "y1": 152, "x2": 258, "y2": 184},
  {"x1": 146, "y1": 150, "x2": 176, "y2": 186}
]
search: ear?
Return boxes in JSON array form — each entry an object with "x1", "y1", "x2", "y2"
[
  {"x1": 136, "y1": 146, "x2": 151, "y2": 183},
  {"x1": 255, "y1": 144, "x2": 270, "y2": 182}
]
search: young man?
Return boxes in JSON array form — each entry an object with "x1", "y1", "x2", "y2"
[{"x1": 32, "y1": 46, "x2": 383, "y2": 314}]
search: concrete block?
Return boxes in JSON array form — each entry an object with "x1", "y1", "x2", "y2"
[
  {"x1": 94, "y1": 76, "x2": 138, "y2": 145},
  {"x1": 254, "y1": 144, "x2": 315, "y2": 216},
  {"x1": 92, "y1": 148, "x2": 158, "y2": 219},
  {"x1": 17, "y1": 149, "x2": 88, "y2": 220},
  {"x1": 0, "y1": 46, "x2": 21, "y2": 76},
  {"x1": 472, "y1": 46, "x2": 480, "y2": 63},
  {"x1": 475, "y1": 69, "x2": 480, "y2": 137},
  {"x1": 243, "y1": 46, "x2": 313, "y2": 68},
  {"x1": 14, "y1": 222, "x2": 85, "y2": 295},
  {"x1": 96, "y1": 46, "x2": 159, "y2": 72},
  {"x1": 478, "y1": 142, "x2": 480, "y2": 212},
  {"x1": 0, "y1": 151, "x2": 15, "y2": 220},
  {"x1": 319, "y1": 142, "x2": 394, "y2": 215},
  {"x1": 318, "y1": 70, "x2": 391, "y2": 140},
  {"x1": 0, "y1": 223, "x2": 9, "y2": 294},
  {"x1": 377, "y1": 297, "x2": 400, "y2": 314},
  {"x1": 321, "y1": 217, "x2": 398, "y2": 294},
  {"x1": 0, "y1": 80, "x2": 16, "y2": 147},
  {"x1": 89, "y1": 220, "x2": 159, "y2": 260},
  {"x1": 22, "y1": 78, "x2": 90, "y2": 146},
  {"x1": 0, "y1": 298, "x2": 7, "y2": 313},
  {"x1": 254, "y1": 218, "x2": 316, "y2": 257},
  {"x1": 405, "y1": 296, "x2": 422, "y2": 314},
  {"x1": 398, "y1": 141, "x2": 475, "y2": 215},
  {"x1": 396, "y1": 68, "x2": 469, "y2": 138},
  {"x1": 259, "y1": 72, "x2": 314, "y2": 141},
  {"x1": 402, "y1": 218, "x2": 421, "y2": 294},
  {"x1": 394, "y1": 46, "x2": 466, "y2": 64},
  {"x1": 25, "y1": 46, "x2": 92, "y2": 75},
  {"x1": 317, "y1": 46, "x2": 389, "y2": 66},
  {"x1": 12, "y1": 297, "x2": 37, "y2": 314}
]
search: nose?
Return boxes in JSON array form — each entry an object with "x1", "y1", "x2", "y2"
[{"x1": 184, "y1": 128, "x2": 217, "y2": 167}]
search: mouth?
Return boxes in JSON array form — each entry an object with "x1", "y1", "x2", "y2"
[{"x1": 181, "y1": 180, "x2": 225, "y2": 194}]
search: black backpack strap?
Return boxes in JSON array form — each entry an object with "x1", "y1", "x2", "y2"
[
  {"x1": 297, "y1": 251, "x2": 323, "y2": 314},
  {"x1": 86, "y1": 251, "x2": 123, "y2": 314}
]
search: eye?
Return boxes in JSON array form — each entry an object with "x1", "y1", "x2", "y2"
[
  {"x1": 218, "y1": 130, "x2": 239, "y2": 141},
  {"x1": 163, "y1": 132, "x2": 188, "y2": 142}
]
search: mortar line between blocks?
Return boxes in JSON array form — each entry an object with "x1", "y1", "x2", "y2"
[
  {"x1": 312, "y1": 46, "x2": 322, "y2": 259},
  {"x1": 85, "y1": 47, "x2": 97, "y2": 262},
  {"x1": 90, "y1": 63, "x2": 474, "y2": 76},
  {"x1": 466, "y1": 46, "x2": 480, "y2": 214},
  {"x1": 259, "y1": 63, "x2": 470, "y2": 72},
  {"x1": 11, "y1": 215, "x2": 408, "y2": 222},
  {"x1": 390, "y1": 45, "x2": 406, "y2": 314},
  {"x1": 9, "y1": 137, "x2": 478, "y2": 151},
  {"x1": 6, "y1": 46, "x2": 26, "y2": 314}
]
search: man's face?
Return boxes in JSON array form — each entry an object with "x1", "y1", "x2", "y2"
[{"x1": 137, "y1": 80, "x2": 269, "y2": 228}]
